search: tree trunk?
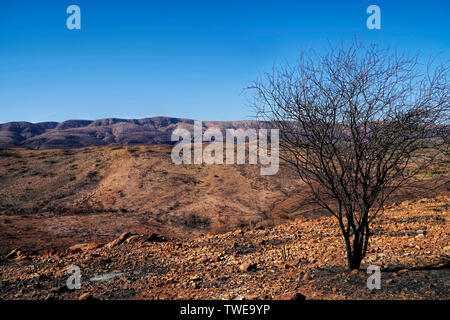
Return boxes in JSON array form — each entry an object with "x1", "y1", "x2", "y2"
[
  {"x1": 347, "y1": 252, "x2": 363, "y2": 271},
  {"x1": 344, "y1": 235, "x2": 365, "y2": 271}
]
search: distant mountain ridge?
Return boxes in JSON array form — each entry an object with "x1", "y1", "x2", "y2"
[{"x1": 0, "y1": 117, "x2": 258, "y2": 149}]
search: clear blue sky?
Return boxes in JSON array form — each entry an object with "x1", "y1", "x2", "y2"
[{"x1": 0, "y1": 0, "x2": 449, "y2": 123}]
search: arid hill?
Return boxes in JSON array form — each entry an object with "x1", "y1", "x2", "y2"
[
  {"x1": 0, "y1": 145, "x2": 306, "y2": 255},
  {"x1": 0, "y1": 145, "x2": 448, "y2": 257}
]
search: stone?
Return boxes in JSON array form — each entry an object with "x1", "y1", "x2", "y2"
[
  {"x1": 199, "y1": 257, "x2": 210, "y2": 264},
  {"x1": 78, "y1": 292, "x2": 92, "y2": 300},
  {"x1": 68, "y1": 242, "x2": 102, "y2": 253},
  {"x1": 190, "y1": 275, "x2": 202, "y2": 282},
  {"x1": 105, "y1": 232, "x2": 132, "y2": 248},
  {"x1": 44, "y1": 294, "x2": 54, "y2": 300},
  {"x1": 386, "y1": 279, "x2": 395, "y2": 284},
  {"x1": 5, "y1": 249, "x2": 20, "y2": 260},
  {"x1": 125, "y1": 235, "x2": 141, "y2": 243},
  {"x1": 190, "y1": 282, "x2": 200, "y2": 289},
  {"x1": 302, "y1": 273, "x2": 312, "y2": 281},
  {"x1": 239, "y1": 261, "x2": 257, "y2": 272}
]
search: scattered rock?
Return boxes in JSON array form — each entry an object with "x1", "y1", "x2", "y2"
[
  {"x1": 190, "y1": 275, "x2": 202, "y2": 282},
  {"x1": 302, "y1": 273, "x2": 312, "y2": 281},
  {"x1": 1, "y1": 194, "x2": 449, "y2": 300},
  {"x1": 190, "y1": 282, "x2": 200, "y2": 289},
  {"x1": 78, "y1": 292, "x2": 92, "y2": 300},
  {"x1": 68, "y1": 242, "x2": 103, "y2": 253},
  {"x1": 199, "y1": 257, "x2": 210, "y2": 264},
  {"x1": 44, "y1": 294, "x2": 54, "y2": 300},
  {"x1": 277, "y1": 292, "x2": 306, "y2": 301},
  {"x1": 5, "y1": 249, "x2": 21, "y2": 260},
  {"x1": 125, "y1": 235, "x2": 141, "y2": 243},
  {"x1": 106, "y1": 232, "x2": 132, "y2": 248},
  {"x1": 14, "y1": 253, "x2": 30, "y2": 261},
  {"x1": 239, "y1": 261, "x2": 257, "y2": 272},
  {"x1": 443, "y1": 246, "x2": 450, "y2": 256}
]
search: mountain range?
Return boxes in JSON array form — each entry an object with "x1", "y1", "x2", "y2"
[{"x1": 0, "y1": 117, "x2": 257, "y2": 149}]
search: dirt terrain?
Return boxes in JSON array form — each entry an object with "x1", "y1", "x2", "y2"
[
  {"x1": 0, "y1": 145, "x2": 307, "y2": 255},
  {"x1": 0, "y1": 195, "x2": 448, "y2": 300},
  {"x1": 0, "y1": 144, "x2": 448, "y2": 300},
  {"x1": 1, "y1": 145, "x2": 448, "y2": 257}
]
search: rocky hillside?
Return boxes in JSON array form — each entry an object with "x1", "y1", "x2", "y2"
[
  {"x1": 0, "y1": 117, "x2": 259, "y2": 149},
  {"x1": 1, "y1": 145, "x2": 448, "y2": 257},
  {"x1": 0, "y1": 196, "x2": 448, "y2": 300},
  {"x1": 0, "y1": 145, "x2": 307, "y2": 255}
]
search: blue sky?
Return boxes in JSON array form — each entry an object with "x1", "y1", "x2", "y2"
[{"x1": 0, "y1": 0, "x2": 449, "y2": 123}]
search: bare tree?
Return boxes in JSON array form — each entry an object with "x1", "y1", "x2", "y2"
[{"x1": 249, "y1": 40, "x2": 449, "y2": 270}]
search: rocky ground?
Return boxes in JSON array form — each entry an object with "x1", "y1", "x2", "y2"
[
  {"x1": 0, "y1": 145, "x2": 304, "y2": 255},
  {"x1": 1, "y1": 145, "x2": 447, "y2": 258},
  {"x1": 1, "y1": 195, "x2": 448, "y2": 300}
]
